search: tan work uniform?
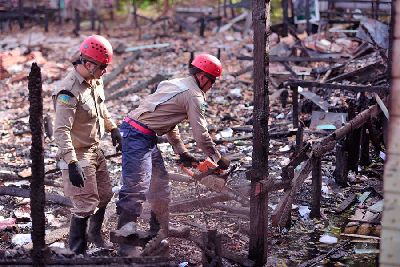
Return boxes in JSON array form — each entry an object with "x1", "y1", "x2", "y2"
[
  {"x1": 53, "y1": 69, "x2": 116, "y2": 217},
  {"x1": 117, "y1": 75, "x2": 220, "y2": 215},
  {"x1": 129, "y1": 76, "x2": 221, "y2": 162}
]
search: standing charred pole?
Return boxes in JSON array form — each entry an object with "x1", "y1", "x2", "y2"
[
  {"x1": 380, "y1": 0, "x2": 399, "y2": 266},
  {"x1": 28, "y1": 63, "x2": 46, "y2": 267},
  {"x1": 247, "y1": 0, "x2": 269, "y2": 265}
]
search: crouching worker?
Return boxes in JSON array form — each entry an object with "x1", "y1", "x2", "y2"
[
  {"x1": 116, "y1": 53, "x2": 230, "y2": 256},
  {"x1": 53, "y1": 35, "x2": 122, "y2": 254}
]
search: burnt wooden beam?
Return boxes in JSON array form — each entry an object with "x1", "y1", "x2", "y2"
[
  {"x1": 258, "y1": 178, "x2": 291, "y2": 192},
  {"x1": 292, "y1": 85, "x2": 299, "y2": 129},
  {"x1": 334, "y1": 140, "x2": 349, "y2": 186},
  {"x1": 73, "y1": 8, "x2": 80, "y2": 36},
  {"x1": 281, "y1": 62, "x2": 298, "y2": 77},
  {"x1": 28, "y1": 63, "x2": 45, "y2": 267},
  {"x1": 281, "y1": 143, "x2": 311, "y2": 181},
  {"x1": 247, "y1": 0, "x2": 268, "y2": 265},
  {"x1": 282, "y1": 0, "x2": 289, "y2": 36},
  {"x1": 295, "y1": 125, "x2": 304, "y2": 154},
  {"x1": 202, "y1": 230, "x2": 223, "y2": 267},
  {"x1": 335, "y1": 193, "x2": 356, "y2": 213},
  {"x1": 230, "y1": 65, "x2": 252, "y2": 77},
  {"x1": 331, "y1": 103, "x2": 382, "y2": 142},
  {"x1": 0, "y1": 186, "x2": 72, "y2": 207},
  {"x1": 319, "y1": 0, "x2": 390, "y2": 4},
  {"x1": 0, "y1": 257, "x2": 172, "y2": 266},
  {"x1": 360, "y1": 126, "x2": 370, "y2": 166},
  {"x1": 237, "y1": 56, "x2": 342, "y2": 62},
  {"x1": 103, "y1": 52, "x2": 140, "y2": 87},
  {"x1": 310, "y1": 156, "x2": 322, "y2": 219},
  {"x1": 90, "y1": 8, "x2": 96, "y2": 31},
  {"x1": 284, "y1": 80, "x2": 389, "y2": 93},
  {"x1": 347, "y1": 127, "x2": 361, "y2": 172},
  {"x1": 366, "y1": 120, "x2": 382, "y2": 157},
  {"x1": 326, "y1": 62, "x2": 385, "y2": 83},
  {"x1": 298, "y1": 241, "x2": 351, "y2": 267},
  {"x1": 187, "y1": 234, "x2": 255, "y2": 266},
  {"x1": 271, "y1": 158, "x2": 313, "y2": 227},
  {"x1": 170, "y1": 193, "x2": 233, "y2": 213},
  {"x1": 199, "y1": 17, "x2": 206, "y2": 37},
  {"x1": 106, "y1": 74, "x2": 168, "y2": 101}
]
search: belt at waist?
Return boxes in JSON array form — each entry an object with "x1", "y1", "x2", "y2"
[{"x1": 124, "y1": 117, "x2": 156, "y2": 136}]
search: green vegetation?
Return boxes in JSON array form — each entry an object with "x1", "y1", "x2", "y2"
[
  {"x1": 115, "y1": 0, "x2": 283, "y2": 24},
  {"x1": 271, "y1": 0, "x2": 283, "y2": 24}
]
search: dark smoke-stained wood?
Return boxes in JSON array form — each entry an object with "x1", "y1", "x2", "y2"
[
  {"x1": 310, "y1": 156, "x2": 322, "y2": 219},
  {"x1": 28, "y1": 63, "x2": 46, "y2": 267},
  {"x1": 247, "y1": 0, "x2": 269, "y2": 265},
  {"x1": 334, "y1": 140, "x2": 349, "y2": 186},
  {"x1": 202, "y1": 230, "x2": 222, "y2": 267}
]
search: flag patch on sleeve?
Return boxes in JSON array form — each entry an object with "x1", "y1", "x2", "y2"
[{"x1": 57, "y1": 94, "x2": 73, "y2": 106}]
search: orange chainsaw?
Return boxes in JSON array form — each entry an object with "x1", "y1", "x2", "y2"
[
  {"x1": 179, "y1": 159, "x2": 249, "y2": 206},
  {"x1": 179, "y1": 158, "x2": 228, "y2": 192}
]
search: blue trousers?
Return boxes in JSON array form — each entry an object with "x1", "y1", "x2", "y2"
[{"x1": 116, "y1": 121, "x2": 170, "y2": 216}]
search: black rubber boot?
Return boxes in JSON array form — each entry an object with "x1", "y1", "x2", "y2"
[
  {"x1": 87, "y1": 207, "x2": 112, "y2": 248},
  {"x1": 117, "y1": 212, "x2": 138, "y2": 229},
  {"x1": 116, "y1": 211, "x2": 140, "y2": 257},
  {"x1": 148, "y1": 211, "x2": 160, "y2": 236},
  {"x1": 69, "y1": 215, "x2": 89, "y2": 254}
]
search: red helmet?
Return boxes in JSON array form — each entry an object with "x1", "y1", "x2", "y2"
[
  {"x1": 191, "y1": 54, "x2": 222, "y2": 77},
  {"x1": 79, "y1": 35, "x2": 113, "y2": 65}
]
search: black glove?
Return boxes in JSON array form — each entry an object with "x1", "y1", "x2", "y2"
[
  {"x1": 217, "y1": 156, "x2": 230, "y2": 170},
  {"x1": 68, "y1": 162, "x2": 85, "y2": 187},
  {"x1": 178, "y1": 152, "x2": 200, "y2": 167},
  {"x1": 111, "y1": 128, "x2": 122, "y2": 152}
]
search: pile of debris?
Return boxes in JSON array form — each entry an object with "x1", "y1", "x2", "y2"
[{"x1": 0, "y1": 2, "x2": 390, "y2": 265}]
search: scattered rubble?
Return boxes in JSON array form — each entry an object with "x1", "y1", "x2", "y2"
[{"x1": 0, "y1": 0, "x2": 389, "y2": 266}]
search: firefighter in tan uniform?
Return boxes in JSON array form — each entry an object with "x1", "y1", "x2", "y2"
[
  {"x1": 53, "y1": 35, "x2": 122, "y2": 254},
  {"x1": 116, "y1": 54, "x2": 230, "y2": 256}
]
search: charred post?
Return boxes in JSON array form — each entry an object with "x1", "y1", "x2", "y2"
[
  {"x1": 18, "y1": 0, "x2": 24, "y2": 29},
  {"x1": 360, "y1": 126, "x2": 370, "y2": 166},
  {"x1": 366, "y1": 120, "x2": 382, "y2": 157},
  {"x1": 28, "y1": 63, "x2": 46, "y2": 266},
  {"x1": 247, "y1": 0, "x2": 268, "y2": 265},
  {"x1": 74, "y1": 8, "x2": 80, "y2": 36},
  {"x1": 223, "y1": 0, "x2": 228, "y2": 18},
  {"x1": 334, "y1": 140, "x2": 349, "y2": 186},
  {"x1": 202, "y1": 230, "x2": 222, "y2": 267},
  {"x1": 229, "y1": 0, "x2": 236, "y2": 18},
  {"x1": 200, "y1": 17, "x2": 206, "y2": 37},
  {"x1": 346, "y1": 100, "x2": 361, "y2": 172},
  {"x1": 282, "y1": 0, "x2": 289, "y2": 36},
  {"x1": 310, "y1": 156, "x2": 322, "y2": 218},
  {"x1": 189, "y1": 51, "x2": 194, "y2": 69},
  {"x1": 295, "y1": 124, "x2": 304, "y2": 154},
  {"x1": 90, "y1": 8, "x2": 96, "y2": 31},
  {"x1": 44, "y1": 10, "x2": 49, "y2": 32},
  {"x1": 292, "y1": 85, "x2": 299, "y2": 129}
]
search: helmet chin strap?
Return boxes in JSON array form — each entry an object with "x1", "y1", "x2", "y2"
[{"x1": 193, "y1": 74, "x2": 206, "y2": 91}]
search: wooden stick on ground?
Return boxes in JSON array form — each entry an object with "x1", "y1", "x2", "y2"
[
  {"x1": 298, "y1": 241, "x2": 351, "y2": 267},
  {"x1": 103, "y1": 52, "x2": 140, "y2": 87},
  {"x1": 106, "y1": 74, "x2": 168, "y2": 101},
  {"x1": 0, "y1": 186, "x2": 72, "y2": 207}
]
